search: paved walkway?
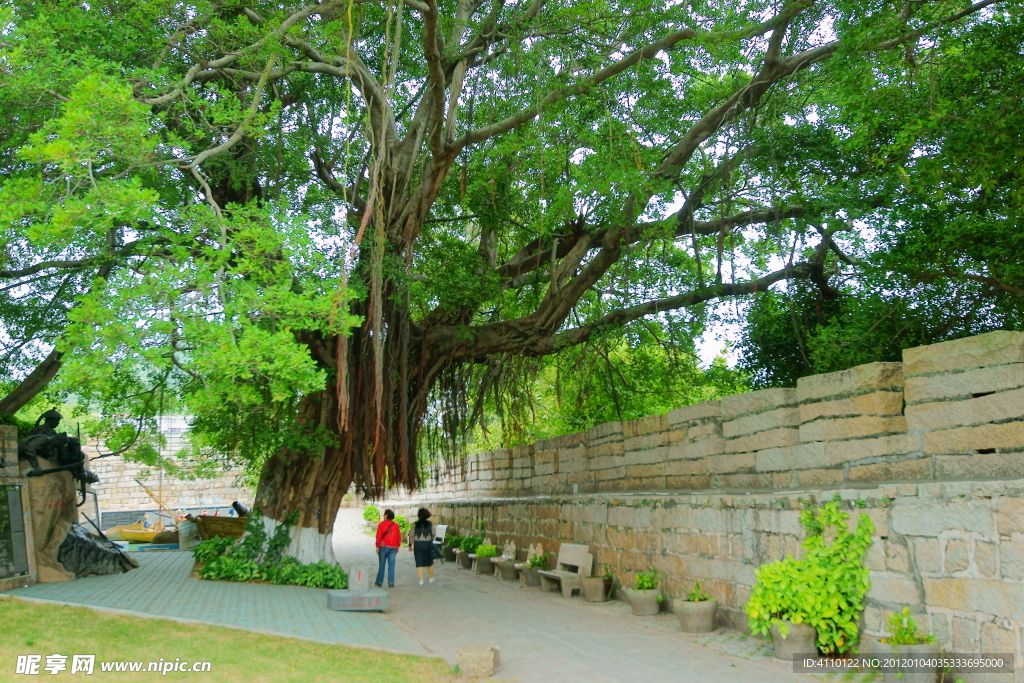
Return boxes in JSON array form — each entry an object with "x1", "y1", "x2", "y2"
[
  {"x1": 5, "y1": 509, "x2": 816, "y2": 682},
  {"x1": 6, "y1": 543, "x2": 425, "y2": 656},
  {"x1": 332, "y1": 509, "x2": 813, "y2": 683}
]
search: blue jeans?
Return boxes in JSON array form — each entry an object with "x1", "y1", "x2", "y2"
[{"x1": 376, "y1": 546, "x2": 397, "y2": 586}]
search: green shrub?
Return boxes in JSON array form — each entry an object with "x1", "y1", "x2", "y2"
[
  {"x1": 475, "y1": 544, "x2": 497, "y2": 558},
  {"x1": 526, "y1": 553, "x2": 548, "y2": 569},
  {"x1": 446, "y1": 536, "x2": 463, "y2": 549},
  {"x1": 460, "y1": 535, "x2": 482, "y2": 555},
  {"x1": 882, "y1": 607, "x2": 936, "y2": 646},
  {"x1": 198, "y1": 555, "x2": 263, "y2": 582},
  {"x1": 192, "y1": 511, "x2": 347, "y2": 590},
  {"x1": 634, "y1": 569, "x2": 662, "y2": 591},
  {"x1": 362, "y1": 505, "x2": 380, "y2": 523},
  {"x1": 393, "y1": 515, "x2": 410, "y2": 533},
  {"x1": 286, "y1": 560, "x2": 349, "y2": 589},
  {"x1": 192, "y1": 536, "x2": 235, "y2": 564},
  {"x1": 745, "y1": 501, "x2": 874, "y2": 654}
]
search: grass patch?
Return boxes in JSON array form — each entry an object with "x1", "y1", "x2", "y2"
[{"x1": 1, "y1": 597, "x2": 455, "y2": 682}]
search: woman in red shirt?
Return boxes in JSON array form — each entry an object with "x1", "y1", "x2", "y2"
[{"x1": 374, "y1": 509, "x2": 401, "y2": 588}]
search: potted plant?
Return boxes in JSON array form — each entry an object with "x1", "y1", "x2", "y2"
[
  {"x1": 747, "y1": 555, "x2": 817, "y2": 659},
  {"x1": 519, "y1": 553, "x2": 547, "y2": 587},
  {"x1": 625, "y1": 569, "x2": 663, "y2": 616},
  {"x1": 496, "y1": 558, "x2": 519, "y2": 580},
  {"x1": 443, "y1": 534, "x2": 461, "y2": 563},
  {"x1": 496, "y1": 544, "x2": 519, "y2": 580},
  {"x1": 746, "y1": 501, "x2": 875, "y2": 660},
  {"x1": 674, "y1": 580, "x2": 717, "y2": 632},
  {"x1": 458, "y1": 535, "x2": 481, "y2": 570},
  {"x1": 581, "y1": 565, "x2": 614, "y2": 602},
  {"x1": 362, "y1": 505, "x2": 380, "y2": 530},
  {"x1": 474, "y1": 543, "x2": 497, "y2": 574},
  {"x1": 880, "y1": 607, "x2": 939, "y2": 683}
]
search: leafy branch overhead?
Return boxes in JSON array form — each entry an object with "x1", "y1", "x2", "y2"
[{"x1": 0, "y1": 0, "x2": 1020, "y2": 524}]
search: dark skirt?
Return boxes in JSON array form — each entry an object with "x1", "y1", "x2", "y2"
[{"x1": 413, "y1": 540, "x2": 434, "y2": 568}]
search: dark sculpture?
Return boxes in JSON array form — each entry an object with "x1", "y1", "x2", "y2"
[
  {"x1": 17, "y1": 409, "x2": 137, "y2": 578},
  {"x1": 59, "y1": 524, "x2": 138, "y2": 576},
  {"x1": 18, "y1": 409, "x2": 99, "y2": 486}
]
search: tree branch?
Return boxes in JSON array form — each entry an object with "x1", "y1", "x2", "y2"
[{"x1": 0, "y1": 348, "x2": 63, "y2": 416}]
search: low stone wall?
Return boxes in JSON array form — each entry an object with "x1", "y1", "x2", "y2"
[
  {"x1": 391, "y1": 481, "x2": 1024, "y2": 662},
  {"x1": 382, "y1": 331, "x2": 1024, "y2": 680}
]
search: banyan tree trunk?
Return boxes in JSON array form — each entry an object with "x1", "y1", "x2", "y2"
[
  {"x1": 253, "y1": 389, "x2": 352, "y2": 564},
  {"x1": 252, "y1": 298, "x2": 435, "y2": 564}
]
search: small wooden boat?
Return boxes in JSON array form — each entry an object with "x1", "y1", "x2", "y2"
[
  {"x1": 117, "y1": 522, "x2": 163, "y2": 544},
  {"x1": 195, "y1": 515, "x2": 247, "y2": 540}
]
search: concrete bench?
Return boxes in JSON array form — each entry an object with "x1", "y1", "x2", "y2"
[{"x1": 537, "y1": 543, "x2": 592, "y2": 599}]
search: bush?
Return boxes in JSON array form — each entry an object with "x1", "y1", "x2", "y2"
[
  {"x1": 475, "y1": 543, "x2": 497, "y2": 558},
  {"x1": 192, "y1": 512, "x2": 348, "y2": 590},
  {"x1": 745, "y1": 501, "x2": 874, "y2": 654},
  {"x1": 446, "y1": 536, "x2": 463, "y2": 549},
  {"x1": 199, "y1": 555, "x2": 263, "y2": 582},
  {"x1": 393, "y1": 515, "x2": 410, "y2": 533},
  {"x1": 526, "y1": 553, "x2": 548, "y2": 569},
  {"x1": 634, "y1": 569, "x2": 662, "y2": 591},
  {"x1": 882, "y1": 607, "x2": 936, "y2": 646},
  {"x1": 362, "y1": 505, "x2": 380, "y2": 523},
  {"x1": 460, "y1": 535, "x2": 482, "y2": 555},
  {"x1": 192, "y1": 536, "x2": 235, "y2": 564}
]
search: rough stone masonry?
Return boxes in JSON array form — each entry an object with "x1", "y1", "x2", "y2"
[{"x1": 384, "y1": 331, "x2": 1024, "y2": 682}]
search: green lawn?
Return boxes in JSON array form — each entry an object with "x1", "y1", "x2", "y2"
[{"x1": 1, "y1": 597, "x2": 456, "y2": 682}]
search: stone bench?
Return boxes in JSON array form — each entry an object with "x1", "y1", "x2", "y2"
[{"x1": 538, "y1": 543, "x2": 592, "y2": 599}]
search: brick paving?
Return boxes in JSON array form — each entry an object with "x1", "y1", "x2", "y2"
[
  {"x1": 5, "y1": 508, "x2": 817, "y2": 682},
  {"x1": 333, "y1": 508, "x2": 815, "y2": 683},
  {"x1": 6, "y1": 545, "x2": 425, "y2": 655}
]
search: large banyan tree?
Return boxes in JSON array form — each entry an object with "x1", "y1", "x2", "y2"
[{"x1": 1, "y1": 0, "x2": 1019, "y2": 560}]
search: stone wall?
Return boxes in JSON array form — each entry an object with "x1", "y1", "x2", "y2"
[
  {"x1": 415, "y1": 332, "x2": 1024, "y2": 499},
  {"x1": 88, "y1": 450, "x2": 252, "y2": 513},
  {"x1": 0, "y1": 424, "x2": 18, "y2": 478},
  {"x1": 0, "y1": 425, "x2": 36, "y2": 591},
  {"x1": 384, "y1": 331, "x2": 1024, "y2": 680},
  {"x1": 396, "y1": 482, "x2": 1024, "y2": 666},
  {"x1": 87, "y1": 418, "x2": 252, "y2": 512}
]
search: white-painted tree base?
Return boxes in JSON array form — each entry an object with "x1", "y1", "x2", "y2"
[{"x1": 260, "y1": 517, "x2": 337, "y2": 565}]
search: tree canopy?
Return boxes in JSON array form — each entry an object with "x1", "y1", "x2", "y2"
[{"x1": 1, "y1": 0, "x2": 1020, "y2": 526}]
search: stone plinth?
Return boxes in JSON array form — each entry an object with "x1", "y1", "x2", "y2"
[
  {"x1": 326, "y1": 565, "x2": 387, "y2": 611},
  {"x1": 326, "y1": 588, "x2": 388, "y2": 612},
  {"x1": 456, "y1": 645, "x2": 500, "y2": 678},
  {"x1": 22, "y1": 457, "x2": 77, "y2": 583}
]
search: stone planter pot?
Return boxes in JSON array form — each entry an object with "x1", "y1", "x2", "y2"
[
  {"x1": 497, "y1": 560, "x2": 519, "y2": 581},
  {"x1": 770, "y1": 620, "x2": 817, "y2": 660},
  {"x1": 674, "y1": 598, "x2": 717, "y2": 632},
  {"x1": 457, "y1": 550, "x2": 474, "y2": 570},
  {"x1": 521, "y1": 567, "x2": 542, "y2": 587},
  {"x1": 581, "y1": 576, "x2": 612, "y2": 602},
  {"x1": 883, "y1": 642, "x2": 940, "y2": 683},
  {"x1": 625, "y1": 588, "x2": 661, "y2": 616},
  {"x1": 442, "y1": 545, "x2": 457, "y2": 563},
  {"x1": 474, "y1": 555, "x2": 496, "y2": 574}
]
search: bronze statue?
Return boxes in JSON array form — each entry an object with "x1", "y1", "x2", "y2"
[{"x1": 18, "y1": 409, "x2": 99, "y2": 485}]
